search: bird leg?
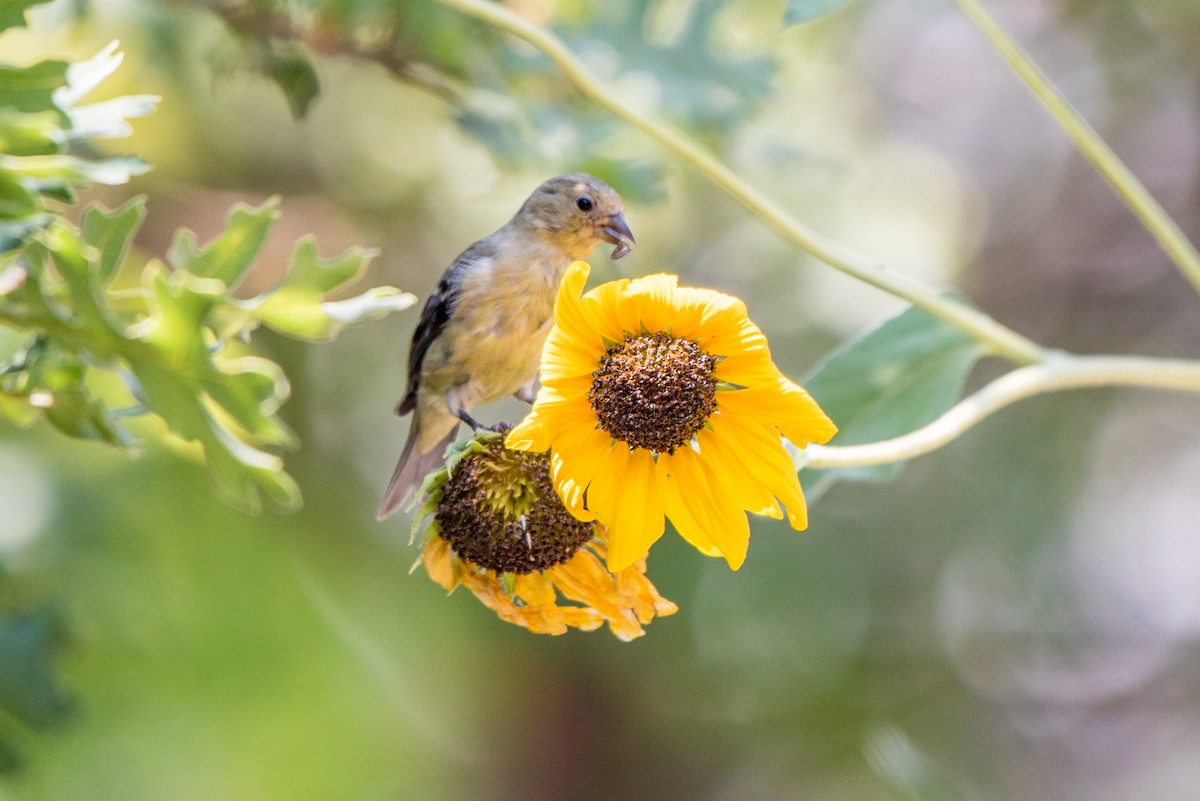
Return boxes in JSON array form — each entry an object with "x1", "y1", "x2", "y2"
[{"x1": 455, "y1": 408, "x2": 487, "y2": 430}]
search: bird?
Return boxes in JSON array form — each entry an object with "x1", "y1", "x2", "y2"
[{"x1": 376, "y1": 173, "x2": 635, "y2": 520}]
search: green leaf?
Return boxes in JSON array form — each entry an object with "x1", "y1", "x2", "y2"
[
  {"x1": 801, "y1": 302, "x2": 987, "y2": 491},
  {"x1": 168, "y1": 198, "x2": 279, "y2": 286},
  {"x1": 65, "y1": 93, "x2": 159, "y2": 140},
  {"x1": 55, "y1": 40, "x2": 123, "y2": 107},
  {"x1": 248, "y1": 239, "x2": 412, "y2": 341},
  {"x1": 0, "y1": 153, "x2": 150, "y2": 186},
  {"x1": 0, "y1": 0, "x2": 55, "y2": 33},
  {"x1": 784, "y1": 0, "x2": 854, "y2": 26},
  {"x1": 0, "y1": 60, "x2": 68, "y2": 115},
  {"x1": 0, "y1": 109, "x2": 60, "y2": 156},
  {"x1": 82, "y1": 197, "x2": 146, "y2": 282},
  {"x1": 265, "y1": 51, "x2": 320, "y2": 119},
  {"x1": 131, "y1": 263, "x2": 301, "y2": 511},
  {"x1": 0, "y1": 170, "x2": 38, "y2": 218}
]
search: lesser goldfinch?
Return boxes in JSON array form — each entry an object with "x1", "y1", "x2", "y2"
[{"x1": 376, "y1": 173, "x2": 635, "y2": 520}]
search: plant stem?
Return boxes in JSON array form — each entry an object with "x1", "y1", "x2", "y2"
[
  {"x1": 953, "y1": 0, "x2": 1200, "y2": 295},
  {"x1": 797, "y1": 355, "x2": 1200, "y2": 470},
  {"x1": 434, "y1": 0, "x2": 1046, "y2": 365}
]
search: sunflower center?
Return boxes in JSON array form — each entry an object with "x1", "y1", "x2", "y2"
[
  {"x1": 434, "y1": 439, "x2": 593, "y2": 575},
  {"x1": 589, "y1": 331, "x2": 718, "y2": 453}
]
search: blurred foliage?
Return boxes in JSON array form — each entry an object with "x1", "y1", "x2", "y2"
[
  {"x1": 783, "y1": 0, "x2": 855, "y2": 27},
  {"x1": 0, "y1": 29, "x2": 412, "y2": 511},
  {"x1": 0, "y1": 607, "x2": 73, "y2": 774},
  {"x1": 0, "y1": 3, "x2": 412, "y2": 763},
  {"x1": 185, "y1": 0, "x2": 785, "y2": 201},
  {"x1": 802, "y1": 302, "x2": 987, "y2": 496}
]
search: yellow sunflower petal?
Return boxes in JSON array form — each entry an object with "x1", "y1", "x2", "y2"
[
  {"x1": 505, "y1": 408, "x2": 550, "y2": 452},
  {"x1": 525, "y1": 375, "x2": 594, "y2": 407},
  {"x1": 707, "y1": 410, "x2": 810, "y2": 530},
  {"x1": 716, "y1": 378, "x2": 838, "y2": 446},
  {"x1": 594, "y1": 448, "x2": 666, "y2": 572},
  {"x1": 661, "y1": 447, "x2": 752, "y2": 569},
  {"x1": 540, "y1": 330, "x2": 603, "y2": 382},
  {"x1": 657, "y1": 451, "x2": 722, "y2": 557},
  {"x1": 714, "y1": 347, "x2": 782, "y2": 387},
  {"x1": 544, "y1": 454, "x2": 588, "y2": 522},
  {"x1": 670, "y1": 287, "x2": 750, "y2": 346},
  {"x1": 547, "y1": 551, "x2": 645, "y2": 640},
  {"x1": 624, "y1": 273, "x2": 680, "y2": 333},
  {"x1": 704, "y1": 316, "x2": 770, "y2": 360},
  {"x1": 558, "y1": 606, "x2": 606, "y2": 632},
  {"x1": 579, "y1": 275, "x2": 632, "y2": 341},
  {"x1": 695, "y1": 428, "x2": 782, "y2": 519},
  {"x1": 513, "y1": 572, "x2": 557, "y2": 606},
  {"x1": 420, "y1": 536, "x2": 459, "y2": 590},
  {"x1": 616, "y1": 564, "x2": 679, "y2": 622}
]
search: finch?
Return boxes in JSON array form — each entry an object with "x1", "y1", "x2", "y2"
[{"x1": 376, "y1": 173, "x2": 635, "y2": 520}]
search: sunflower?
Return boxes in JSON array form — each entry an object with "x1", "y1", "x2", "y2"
[
  {"x1": 506, "y1": 261, "x2": 837, "y2": 573},
  {"x1": 411, "y1": 430, "x2": 676, "y2": 640}
]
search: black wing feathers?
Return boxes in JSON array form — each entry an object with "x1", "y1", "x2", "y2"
[{"x1": 396, "y1": 242, "x2": 490, "y2": 415}]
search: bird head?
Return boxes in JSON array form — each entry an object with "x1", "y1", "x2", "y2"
[{"x1": 518, "y1": 173, "x2": 636, "y2": 261}]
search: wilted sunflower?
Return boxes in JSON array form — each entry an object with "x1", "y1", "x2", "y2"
[
  {"x1": 411, "y1": 430, "x2": 676, "y2": 640},
  {"x1": 506, "y1": 261, "x2": 837, "y2": 573}
]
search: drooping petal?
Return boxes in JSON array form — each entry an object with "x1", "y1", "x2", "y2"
[
  {"x1": 661, "y1": 446, "x2": 752, "y2": 569},
  {"x1": 586, "y1": 447, "x2": 665, "y2": 572},
  {"x1": 657, "y1": 451, "x2": 722, "y2": 557},
  {"x1": 420, "y1": 536, "x2": 458, "y2": 590},
  {"x1": 706, "y1": 410, "x2": 810, "y2": 530},
  {"x1": 695, "y1": 427, "x2": 782, "y2": 519}
]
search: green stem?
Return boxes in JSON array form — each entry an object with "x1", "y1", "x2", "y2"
[
  {"x1": 953, "y1": 0, "x2": 1200, "y2": 295},
  {"x1": 435, "y1": 0, "x2": 1046, "y2": 365},
  {"x1": 797, "y1": 354, "x2": 1200, "y2": 470}
]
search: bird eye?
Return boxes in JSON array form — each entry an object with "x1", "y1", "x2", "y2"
[{"x1": 576, "y1": 196, "x2": 594, "y2": 212}]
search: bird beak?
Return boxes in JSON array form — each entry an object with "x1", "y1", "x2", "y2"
[{"x1": 599, "y1": 212, "x2": 635, "y2": 260}]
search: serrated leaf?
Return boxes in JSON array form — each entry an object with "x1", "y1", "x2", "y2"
[
  {"x1": 64, "y1": 94, "x2": 159, "y2": 140},
  {"x1": 784, "y1": 0, "x2": 854, "y2": 26},
  {"x1": 801, "y1": 302, "x2": 987, "y2": 492},
  {"x1": 0, "y1": 153, "x2": 149, "y2": 186},
  {"x1": 265, "y1": 51, "x2": 320, "y2": 119},
  {"x1": 132, "y1": 264, "x2": 300, "y2": 511},
  {"x1": 81, "y1": 197, "x2": 145, "y2": 282},
  {"x1": 168, "y1": 198, "x2": 279, "y2": 286},
  {"x1": 55, "y1": 41, "x2": 122, "y2": 107},
  {"x1": 249, "y1": 239, "x2": 412, "y2": 341},
  {"x1": 0, "y1": 0, "x2": 55, "y2": 33}
]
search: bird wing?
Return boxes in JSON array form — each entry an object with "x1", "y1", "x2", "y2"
[{"x1": 395, "y1": 242, "x2": 489, "y2": 416}]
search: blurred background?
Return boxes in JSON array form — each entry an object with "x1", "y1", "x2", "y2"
[{"x1": 3, "y1": 0, "x2": 1200, "y2": 798}]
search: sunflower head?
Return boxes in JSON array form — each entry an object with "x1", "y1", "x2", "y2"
[
  {"x1": 507, "y1": 261, "x2": 838, "y2": 574},
  {"x1": 411, "y1": 430, "x2": 676, "y2": 640},
  {"x1": 590, "y1": 331, "x2": 718, "y2": 453}
]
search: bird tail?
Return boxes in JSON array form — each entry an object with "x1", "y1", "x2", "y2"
[{"x1": 375, "y1": 422, "x2": 457, "y2": 521}]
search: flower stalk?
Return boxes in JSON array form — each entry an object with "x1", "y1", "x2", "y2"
[
  {"x1": 952, "y1": 0, "x2": 1200, "y2": 296},
  {"x1": 796, "y1": 355, "x2": 1200, "y2": 471},
  {"x1": 433, "y1": 0, "x2": 1047, "y2": 366}
]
